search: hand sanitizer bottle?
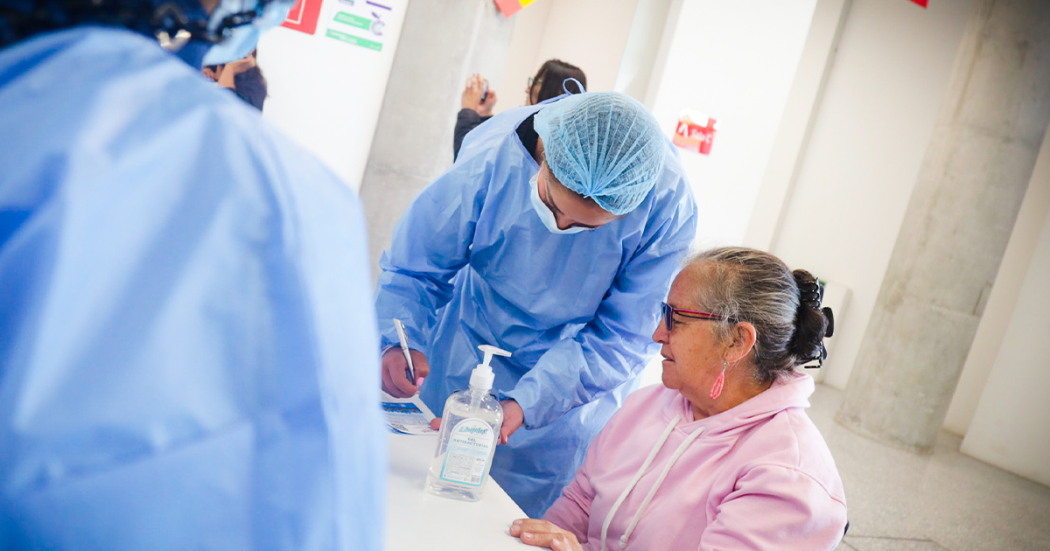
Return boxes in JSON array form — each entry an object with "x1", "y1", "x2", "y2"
[{"x1": 425, "y1": 344, "x2": 511, "y2": 501}]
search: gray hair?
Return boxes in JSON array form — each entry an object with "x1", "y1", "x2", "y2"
[{"x1": 687, "y1": 247, "x2": 828, "y2": 384}]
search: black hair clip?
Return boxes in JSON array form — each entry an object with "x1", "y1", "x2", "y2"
[
  {"x1": 799, "y1": 280, "x2": 824, "y2": 309},
  {"x1": 803, "y1": 305, "x2": 834, "y2": 370}
]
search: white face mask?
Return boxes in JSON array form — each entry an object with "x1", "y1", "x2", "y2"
[{"x1": 529, "y1": 173, "x2": 590, "y2": 235}]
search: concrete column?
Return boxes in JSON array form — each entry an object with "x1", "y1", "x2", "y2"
[
  {"x1": 359, "y1": 0, "x2": 514, "y2": 282},
  {"x1": 836, "y1": 0, "x2": 1050, "y2": 453}
]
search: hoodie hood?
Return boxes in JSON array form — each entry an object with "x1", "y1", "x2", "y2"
[{"x1": 666, "y1": 370, "x2": 815, "y2": 438}]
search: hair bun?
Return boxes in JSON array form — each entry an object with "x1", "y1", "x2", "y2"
[{"x1": 790, "y1": 271, "x2": 830, "y2": 365}]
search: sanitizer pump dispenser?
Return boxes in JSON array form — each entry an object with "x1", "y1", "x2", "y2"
[{"x1": 425, "y1": 345, "x2": 511, "y2": 501}]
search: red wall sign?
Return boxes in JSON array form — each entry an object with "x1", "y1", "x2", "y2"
[
  {"x1": 673, "y1": 112, "x2": 719, "y2": 156},
  {"x1": 282, "y1": 0, "x2": 323, "y2": 35}
]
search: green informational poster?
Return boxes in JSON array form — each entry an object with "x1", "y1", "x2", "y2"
[
  {"x1": 327, "y1": 29, "x2": 382, "y2": 51},
  {"x1": 333, "y1": 12, "x2": 370, "y2": 30},
  {"x1": 260, "y1": 0, "x2": 405, "y2": 191},
  {"x1": 325, "y1": 2, "x2": 390, "y2": 51}
]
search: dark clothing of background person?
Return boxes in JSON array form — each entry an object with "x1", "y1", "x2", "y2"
[
  {"x1": 453, "y1": 109, "x2": 491, "y2": 160},
  {"x1": 456, "y1": 111, "x2": 539, "y2": 162},
  {"x1": 233, "y1": 66, "x2": 267, "y2": 111}
]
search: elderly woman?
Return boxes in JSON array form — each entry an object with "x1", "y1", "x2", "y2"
[{"x1": 510, "y1": 247, "x2": 847, "y2": 551}]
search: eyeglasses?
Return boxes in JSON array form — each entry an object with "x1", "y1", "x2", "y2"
[
  {"x1": 527, "y1": 76, "x2": 544, "y2": 88},
  {"x1": 661, "y1": 302, "x2": 734, "y2": 331}
]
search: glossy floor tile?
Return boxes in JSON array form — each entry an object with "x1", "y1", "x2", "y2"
[{"x1": 808, "y1": 384, "x2": 1050, "y2": 551}]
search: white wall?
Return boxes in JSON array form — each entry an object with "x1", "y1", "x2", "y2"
[
  {"x1": 944, "y1": 124, "x2": 1050, "y2": 435},
  {"x1": 536, "y1": 0, "x2": 638, "y2": 93},
  {"x1": 769, "y1": 0, "x2": 979, "y2": 390},
  {"x1": 960, "y1": 182, "x2": 1050, "y2": 486},
  {"x1": 612, "y1": 0, "x2": 674, "y2": 103},
  {"x1": 497, "y1": 0, "x2": 640, "y2": 115},
  {"x1": 647, "y1": 0, "x2": 818, "y2": 250},
  {"x1": 743, "y1": 0, "x2": 851, "y2": 251},
  {"x1": 498, "y1": 0, "x2": 553, "y2": 113},
  {"x1": 258, "y1": 0, "x2": 407, "y2": 191}
]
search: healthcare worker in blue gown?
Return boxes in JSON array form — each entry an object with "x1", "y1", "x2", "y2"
[
  {"x1": 376, "y1": 90, "x2": 698, "y2": 517},
  {"x1": 0, "y1": 1, "x2": 385, "y2": 550}
]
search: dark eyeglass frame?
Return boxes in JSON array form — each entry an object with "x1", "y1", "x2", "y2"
[{"x1": 661, "y1": 301, "x2": 735, "y2": 331}]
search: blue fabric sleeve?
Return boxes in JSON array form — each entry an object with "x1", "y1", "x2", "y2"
[
  {"x1": 503, "y1": 181, "x2": 697, "y2": 429},
  {"x1": 374, "y1": 156, "x2": 488, "y2": 356}
]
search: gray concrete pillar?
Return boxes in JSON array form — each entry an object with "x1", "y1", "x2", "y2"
[
  {"x1": 836, "y1": 0, "x2": 1050, "y2": 453},
  {"x1": 359, "y1": 0, "x2": 514, "y2": 283}
]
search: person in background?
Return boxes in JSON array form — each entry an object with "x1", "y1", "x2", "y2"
[
  {"x1": 0, "y1": 0, "x2": 385, "y2": 549},
  {"x1": 454, "y1": 58, "x2": 586, "y2": 160},
  {"x1": 378, "y1": 90, "x2": 697, "y2": 517},
  {"x1": 509, "y1": 247, "x2": 847, "y2": 551},
  {"x1": 203, "y1": 49, "x2": 267, "y2": 111}
]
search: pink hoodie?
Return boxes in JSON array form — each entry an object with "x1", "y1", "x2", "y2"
[{"x1": 543, "y1": 371, "x2": 847, "y2": 551}]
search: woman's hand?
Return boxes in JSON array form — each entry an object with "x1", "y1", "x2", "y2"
[
  {"x1": 216, "y1": 54, "x2": 257, "y2": 90},
  {"x1": 461, "y1": 74, "x2": 484, "y2": 109},
  {"x1": 202, "y1": 66, "x2": 222, "y2": 82},
  {"x1": 461, "y1": 74, "x2": 497, "y2": 116},
  {"x1": 510, "y1": 519, "x2": 584, "y2": 550},
  {"x1": 381, "y1": 347, "x2": 430, "y2": 398},
  {"x1": 500, "y1": 399, "x2": 524, "y2": 444},
  {"x1": 476, "y1": 88, "x2": 497, "y2": 117},
  {"x1": 224, "y1": 55, "x2": 257, "y2": 76}
]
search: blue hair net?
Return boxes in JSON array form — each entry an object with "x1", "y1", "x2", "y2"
[{"x1": 535, "y1": 91, "x2": 666, "y2": 215}]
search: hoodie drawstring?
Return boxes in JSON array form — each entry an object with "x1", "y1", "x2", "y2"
[
  {"x1": 620, "y1": 425, "x2": 705, "y2": 548},
  {"x1": 600, "y1": 414, "x2": 706, "y2": 551}
]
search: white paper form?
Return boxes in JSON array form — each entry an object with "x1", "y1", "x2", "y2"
[{"x1": 381, "y1": 392, "x2": 438, "y2": 435}]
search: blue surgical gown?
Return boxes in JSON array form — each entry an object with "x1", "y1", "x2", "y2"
[
  {"x1": 375, "y1": 102, "x2": 698, "y2": 517},
  {"x1": 0, "y1": 27, "x2": 385, "y2": 551}
]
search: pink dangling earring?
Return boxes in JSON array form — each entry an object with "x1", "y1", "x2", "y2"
[{"x1": 710, "y1": 359, "x2": 728, "y2": 400}]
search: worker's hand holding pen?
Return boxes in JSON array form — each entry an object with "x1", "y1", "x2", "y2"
[
  {"x1": 383, "y1": 318, "x2": 429, "y2": 397},
  {"x1": 381, "y1": 347, "x2": 429, "y2": 397}
]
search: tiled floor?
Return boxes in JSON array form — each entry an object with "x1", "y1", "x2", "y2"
[{"x1": 806, "y1": 384, "x2": 1050, "y2": 551}]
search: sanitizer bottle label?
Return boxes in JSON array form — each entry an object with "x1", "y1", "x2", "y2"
[{"x1": 440, "y1": 419, "x2": 494, "y2": 487}]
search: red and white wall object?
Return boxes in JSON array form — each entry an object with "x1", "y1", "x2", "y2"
[{"x1": 673, "y1": 111, "x2": 719, "y2": 156}]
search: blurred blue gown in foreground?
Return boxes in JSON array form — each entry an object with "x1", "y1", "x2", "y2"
[{"x1": 0, "y1": 26, "x2": 385, "y2": 551}]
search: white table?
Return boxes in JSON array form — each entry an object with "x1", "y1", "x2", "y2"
[{"x1": 385, "y1": 432, "x2": 529, "y2": 550}]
